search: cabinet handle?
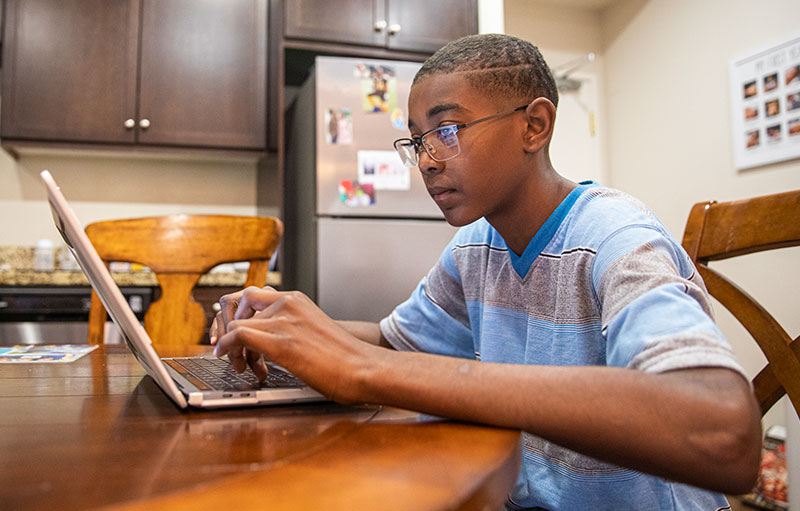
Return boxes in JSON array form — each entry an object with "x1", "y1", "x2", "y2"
[
  {"x1": 124, "y1": 118, "x2": 135, "y2": 129},
  {"x1": 374, "y1": 20, "x2": 387, "y2": 32},
  {"x1": 139, "y1": 119, "x2": 151, "y2": 129},
  {"x1": 388, "y1": 23, "x2": 401, "y2": 35}
]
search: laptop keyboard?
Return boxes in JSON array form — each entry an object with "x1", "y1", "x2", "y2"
[{"x1": 166, "y1": 357, "x2": 305, "y2": 392}]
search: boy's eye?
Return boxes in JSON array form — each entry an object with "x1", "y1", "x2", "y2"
[{"x1": 434, "y1": 126, "x2": 459, "y2": 147}]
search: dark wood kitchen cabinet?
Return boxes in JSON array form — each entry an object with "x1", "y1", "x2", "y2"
[
  {"x1": 284, "y1": 0, "x2": 478, "y2": 54},
  {"x1": 1, "y1": 0, "x2": 268, "y2": 152}
]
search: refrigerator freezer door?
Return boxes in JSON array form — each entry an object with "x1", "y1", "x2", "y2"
[
  {"x1": 317, "y1": 217, "x2": 456, "y2": 322},
  {"x1": 315, "y1": 56, "x2": 442, "y2": 219}
]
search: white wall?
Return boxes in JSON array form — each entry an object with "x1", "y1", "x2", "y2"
[{"x1": 0, "y1": 148, "x2": 265, "y2": 248}]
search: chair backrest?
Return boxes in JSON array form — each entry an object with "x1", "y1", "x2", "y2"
[
  {"x1": 681, "y1": 190, "x2": 800, "y2": 418},
  {"x1": 85, "y1": 215, "x2": 282, "y2": 346}
]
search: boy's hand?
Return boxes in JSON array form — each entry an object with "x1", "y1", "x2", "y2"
[
  {"x1": 209, "y1": 286, "x2": 272, "y2": 381},
  {"x1": 213, "y1": 288, "x2": 378, "y2": 404}
]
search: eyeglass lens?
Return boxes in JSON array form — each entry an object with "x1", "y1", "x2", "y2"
[
  {"x1": 394, "y1": 125, "x2": 461, "y2": 167},
  {"x1": 394, "y1": 140, "x2": 418, "y2": 167}
]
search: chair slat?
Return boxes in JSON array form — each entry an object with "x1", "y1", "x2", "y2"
[
  {"x1": 751, "y1": 336, "x2": 800, "y2": 416},
  {"x1": 699, "y1": 265, "x2": 800, "y2": 418},
  {"x1": 695, "y1": 191, "x2": 800, "y2": 262}
]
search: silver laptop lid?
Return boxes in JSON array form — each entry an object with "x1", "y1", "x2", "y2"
[{"x1": 40, "y1": 170, "x2": 188, "y2": 408}]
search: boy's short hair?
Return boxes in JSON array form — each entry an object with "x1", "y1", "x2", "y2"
[{"x1": 414, "y1": 34, "x2": 559, "y2": 108}]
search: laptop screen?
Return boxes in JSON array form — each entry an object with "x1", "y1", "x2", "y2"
[{"x1": 40, "y1": 170, "x2": 186, "y2": 407}]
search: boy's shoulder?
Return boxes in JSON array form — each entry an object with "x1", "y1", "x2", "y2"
[
  {"x1": 574, "y1": 185, "x2": 659, "y2": 226},
  {"x1": 556, "y1": 185, "x2": 669, "y2": 249}
]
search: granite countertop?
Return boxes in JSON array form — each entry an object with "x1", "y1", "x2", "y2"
[{"x1": 0, "y1": 246, "x2": 280, "y2": 288}]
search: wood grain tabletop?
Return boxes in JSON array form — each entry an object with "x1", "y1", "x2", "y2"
[{"x1": 0, "y1": 344, "x2": 520, "y2": 511}]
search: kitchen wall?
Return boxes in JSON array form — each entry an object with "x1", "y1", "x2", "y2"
[
  {"x1": 506, "y1": 0, "x2": 800, "y2": 429},
  {"x1": 0, "y1": 148, "x2": 269, "y2": 248}
]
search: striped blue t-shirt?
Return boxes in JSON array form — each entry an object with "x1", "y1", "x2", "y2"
[{"x1": 379, "y1": 183, "x2": 744, "y2": 510}]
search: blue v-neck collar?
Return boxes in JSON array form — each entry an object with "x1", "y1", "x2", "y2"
[{"x1": 506, "y1": 181, "x2": 598, "y2": 279}]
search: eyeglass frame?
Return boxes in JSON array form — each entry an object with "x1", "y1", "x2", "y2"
[{"x1": 393, "y1": 104, "x2": 529, "y2": 167}]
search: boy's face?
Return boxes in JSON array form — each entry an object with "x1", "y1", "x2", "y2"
[{"x1": 407, "y1": 73, "x2": 532, "y2": 227}]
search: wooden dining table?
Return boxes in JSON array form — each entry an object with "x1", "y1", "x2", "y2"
[{"x1": 0, "y1": 344, "x2": 521, "y2": 511}]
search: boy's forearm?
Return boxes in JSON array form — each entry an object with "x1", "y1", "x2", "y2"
[
  {"x1": 337, "y1": 320, "x2": 392, "y2": 348},
  {"x1": 354, "y1": 349, "x2": 761, "y2": 495}
]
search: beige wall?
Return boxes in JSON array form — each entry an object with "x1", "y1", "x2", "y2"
[
  {"x1": 507, "y1": 0, "x2": 800, "y2": 427},
  {"x1": 0, "y1": 148, "x2": 268, "y2": 248}
]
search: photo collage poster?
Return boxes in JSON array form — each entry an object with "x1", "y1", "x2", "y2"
[{"x1": 730, "y1": 32, "x2": 800, "y2": 170}]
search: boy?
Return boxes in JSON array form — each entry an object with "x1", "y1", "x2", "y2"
[{"x1": 212, "y1": 34, "x2": 761, "y2": 509}]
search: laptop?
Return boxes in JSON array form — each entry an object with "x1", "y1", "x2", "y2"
[{"x1": 40, "y1": 170, "x2": 325, "y2": 409}]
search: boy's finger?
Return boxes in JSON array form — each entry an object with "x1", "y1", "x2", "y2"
[
  {"x1": 234, "y1": 287, "x2": 281, "y2": 320},
  {"x1": 209, "y1": 314, "x2": 221, "y2": 344},
  {"x1": 215, "y1": 326, "x2": 270, "y2": 376},
  {"x1": 246, "y1": 349, "x2": 268, "y2": 381},
  {"x1": 217, "y1": 285, "x2": 276, "y2": 328},
  {"x1": 225, "y1": 344, "x2": 248, "y2": 373},
  {"x1": 218, "y1": 291, "x2": 243, "y2": 333}
]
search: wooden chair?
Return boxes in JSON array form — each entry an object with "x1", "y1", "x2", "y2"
[
  {"x1": 85, "y1": 215, "x2": 282, "y2": 346},
  {"x1": 681, "y1": 190, "x2": 800, "y2": 419}
]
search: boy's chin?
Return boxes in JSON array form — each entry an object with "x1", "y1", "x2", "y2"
[{"x1": 441, "y1": 208, "x2": 480, "y2": 227}]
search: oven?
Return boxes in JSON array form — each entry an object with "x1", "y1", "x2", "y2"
[{"x1": 0, "y1": 287, "x2": 153, "y2": 345}]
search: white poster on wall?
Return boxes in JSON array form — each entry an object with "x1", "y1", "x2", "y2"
[{"x1": 730, "y1": 32, "x2": 800, "y2": 170}]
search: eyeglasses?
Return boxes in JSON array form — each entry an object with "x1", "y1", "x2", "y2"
[{"x1": 393, "y1": 105, "x2": 528, "y2": 168}]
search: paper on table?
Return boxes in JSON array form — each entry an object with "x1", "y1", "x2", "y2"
[{"x1": 0, "y1": 344, "x2": 98, "y2": 363}]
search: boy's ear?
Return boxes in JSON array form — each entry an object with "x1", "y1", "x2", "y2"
[{"x1": 521, "y1": 98, "x2": 556, "y2": 153}]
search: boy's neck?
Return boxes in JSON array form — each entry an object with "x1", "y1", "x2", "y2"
[{"x1": 490, "y1": 168, "x2": 577, "y2": 256}]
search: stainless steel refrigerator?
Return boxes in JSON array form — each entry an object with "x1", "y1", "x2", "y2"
[{"x1": 283, "y1": 56, "x2": 456, "y2": 322}]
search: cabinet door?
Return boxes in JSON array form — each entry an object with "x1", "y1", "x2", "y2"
[
  {"x1": 1, "y1": 0, "x2": 139, "y2": 144},
  {"x1": 386, "y1": 0, "x2": 478, "y2": 53},
  {"x1": 137, "y1": 0, "x2": 267, "y2": 149},
  {"x1": 284, "y1": 0, "x2": 385, "y2": 47}
]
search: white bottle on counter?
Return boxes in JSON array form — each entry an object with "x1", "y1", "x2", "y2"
[
  {"x1": 34, "y1": 239, "x2": 55, "y2": 272},
  {"x1": 57, "y1": 243, "x2": 80, "y2": 271}
]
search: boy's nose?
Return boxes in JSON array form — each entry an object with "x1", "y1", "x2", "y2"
[{"x1": 417, "y1": 150, "x2": 443, "y2": 175}]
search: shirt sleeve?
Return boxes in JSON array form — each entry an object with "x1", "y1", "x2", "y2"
[
  {"x1": 380, "y1": 237, "x2": 476, "y2": 358},
  {"x1": 591, "y1": 225, "x2": 746, "y2": 377}
]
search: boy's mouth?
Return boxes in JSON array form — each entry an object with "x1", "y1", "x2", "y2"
[{"x1": 428, "y1": 186, "x2": 455, "y2": 202}]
